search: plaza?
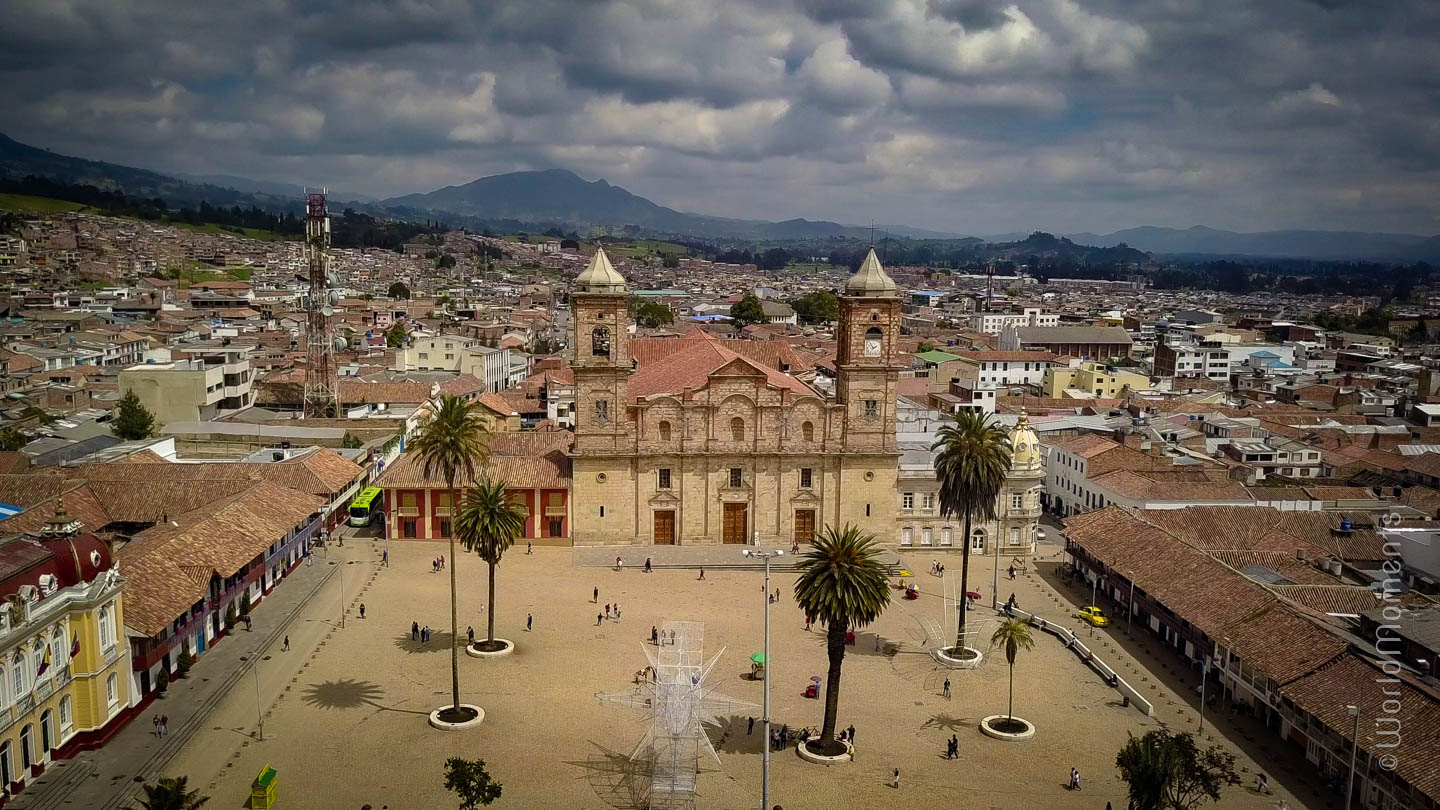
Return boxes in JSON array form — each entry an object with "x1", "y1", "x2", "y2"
[{"x1": 152, "y1": 535, "x2": 1310, "y2": 810}]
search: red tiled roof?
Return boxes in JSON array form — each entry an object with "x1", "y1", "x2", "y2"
[{"x1": 629, "y1": 339, "x2": 815, "y2": 400}]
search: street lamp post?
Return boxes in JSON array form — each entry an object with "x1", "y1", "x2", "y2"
[
  {"x1": 1345, "y1": 704, "x2": 1360, "y2": 810},
  {"x1": 743, "y1": 548, "x2": 783, "y2": 810},
  {"x1": 1127, "y1": 571, "x2": 1136, "y2": 633},
  {"x1": 339, "y1": 563, "x2": 346, "y2": 629},
  {"x1": 253, "y1": 659, "x2": 264, "y2": 741}
]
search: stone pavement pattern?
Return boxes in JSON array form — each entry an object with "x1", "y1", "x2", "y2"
[{"x1": 154, "y1": 539, "x2": 1310, "y2": 810}]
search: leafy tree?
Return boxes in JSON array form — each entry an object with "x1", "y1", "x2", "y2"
[
  {"x1": 1116, "y1": 730, "x2": 1240, "y2": 810},
  {"x1": 437, "y1": 254, "x2": 457, "y2": 269},
  {"x1": 729, "y1": 293, "x2": 767, "y2": 327},
  {"x1": 0, "y1": 426, "x2": 28, "y2": 451},
  {"x1": 989, "y1": 618, "x2": 1034, "y2": 722},
  {"x1": 560, "y1": 238, "x2": 579, "y2": 250},
  {"x1": 408, "y1": 396, "x2": 491, "y2": 718},
  {"x1": 662, "y1": 254, "x2": 680, "y2": 268},
  {"x1": 532, "y1": 336, "x2": 563, "y2": 355},
  {"x1": 113, "y1": 390, "x2": 157, "y2": 440},
  {"x1": 757, "y1": 247, "x2": 791, "y2": 271},
  {"x1": 443, "y1": 757, "x2": 502, "y2": 808},
  {"x1": 631, "y1": 300, "x2": 674, "y2": 328},
  {"x1": 134, "y1": 775, "x2": 209, "y2": 810},
  {"x1": 385, "y1": 322, "x2": 409, "y2": 348},
  {"x1": 932, "y1": 411, "x2": 1011, "y2": 654},
  {"x1": 456, "y1": 478, "x2": 528, "y2": 651},
  {"x1": 388, "y1": 281, "x2": 411, "y2": 299},
  {"x1": 791, "y1": 290, "x2": 839, "y2": 324},
  {"x1": 917, "y1": 341, "x2": 937, "y2": 354},
  {"x1": 340, "y1": 432, "x2": 364, "y2": 449},
  {"x1": 792, "y1": 524, "x2": 891, "y2": 755}
]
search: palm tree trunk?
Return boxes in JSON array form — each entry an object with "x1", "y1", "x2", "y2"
[
  {"x1": 449, "y1": 481, "x2": 460, "y2": 712},
  {"x1": 1008, "y1": 662, "x2": 1014, "y2": 721},
  {"x1": 486, "y1": 560, "x2": 496, "y2": 644},
  {"x1": 820, "y1": 620, "x2": 846, "y2": 746},
  {"x1": 955, "y1": 510, "x2": 972, "y2": 651}
]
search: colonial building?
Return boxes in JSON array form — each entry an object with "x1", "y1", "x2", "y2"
[{"x1": 569, "y1": 248, "x2": 900, "y2": 546}]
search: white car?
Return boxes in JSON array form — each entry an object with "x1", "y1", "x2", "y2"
[{"x1": 1036, "y1": 528, "x2": 1047, "y2": 540}]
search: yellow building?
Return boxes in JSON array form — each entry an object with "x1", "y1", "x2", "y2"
[
  {"x1": 0, "y1": 510, "x2": 129, "y2": 797},
  {"x1": 569, "y1": 248, "x2": 901, "y2": 546},
  {"x1": 1042, "y1": 361, "x2": 1149, "y2": 398}
]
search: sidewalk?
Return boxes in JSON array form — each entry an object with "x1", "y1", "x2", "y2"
[{"x1": 11, "y1": 551, "x2": 347, "y2": 810}]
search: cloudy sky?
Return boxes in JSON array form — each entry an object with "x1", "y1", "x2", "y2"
[{"x1": 4, "y1": 0, "x2": 1439, "y2": 235}]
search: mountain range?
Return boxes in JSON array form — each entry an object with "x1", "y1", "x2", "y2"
[{"x1": 3, "y1": 131, "x2": 1436, "y2": 261}]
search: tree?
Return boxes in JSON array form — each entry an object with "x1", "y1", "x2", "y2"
[
  {"x1": 932, "y1": 411, "x2": 1011, "y2": 654},
  {"x1": 443, "y1": 757, "x2": 502, "y2": 808},
  {"x1": 409, "y1": 396, "x2": 491, "y2": 720},
  {"x1": 917, "y1": 341, "x2": 937, "y2": 354},
  {"x1": 791, "y1": 290, "x2": 839, "y2": 324},
  {"x1": 729, "y1": 293, "x2": 767, "y2": 327},
  {"x1": 134, "y1": 775, "x2": 209, "y2": 810},
  {"x1": 0, "y1": 426, "x2": 27, "y2": 451},
  {"x1": 388, "y1": 281, "x2": 411, "y2": 299},
  {"x1": 560, "y1": 238, "x2": 579, "y2": 250},
  {"x1": 1115, "y1": 730, "x2": 1240, "y2": 810},
  {"x1": 385, "y1": 322, "x2": 409, "y2": 348},
  {"x1": 989, "y1": 618, "x2": 1034, "y2": 722},
  {"x1": 437, "y1": 254, "x2": 457, "y2": 269},
  {"x1": 113, "y1": 390, "x2": 156, "y2": 440},
  {"x1": 455, "y1": 478, "x2": 527, "y2": 651},
  {"x1": 632, "y1": 300, "x2": 674, "y2": 328},
  {"x1": 340, "y1": 432, "x2": 364, "y2": 449},
  {"x1": 792, "y1": 524, "x2": 891, "y2": 756}
]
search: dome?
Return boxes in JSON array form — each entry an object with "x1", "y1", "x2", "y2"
[
  {"x1": 845, "y1": 248, "x2": 898, "y2": 296},
  {"x1": 574, "y1": 248, "x2": 627, "y2": 293},
  {"x1": 1008, "y1": 409, "x2": 1042, "y2": 471}
]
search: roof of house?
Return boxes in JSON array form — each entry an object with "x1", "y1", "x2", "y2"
[
  {"x1": 628, "y1": 338, "x2": 815, "y2": 400},
  {"x1": 372, "y1": 431, "x2": 573, "y2": 491},
  {"x1": 1016, "y1": 325, "x2": 1133, "y2": 345}
]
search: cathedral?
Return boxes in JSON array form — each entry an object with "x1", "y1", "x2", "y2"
[{"x1": 568, "y1": 247, "x2": 902, "y2": 546}]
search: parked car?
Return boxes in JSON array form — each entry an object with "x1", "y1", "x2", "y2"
[{"x1": 1078, "y1": 606, "x2": 1109, "y2": 626}]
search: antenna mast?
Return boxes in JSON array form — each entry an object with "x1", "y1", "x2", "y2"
[{"x1": 302, "y1": 190, "x2": 340, "y2": 418}]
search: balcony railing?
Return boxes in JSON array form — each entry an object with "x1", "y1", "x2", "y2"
[
  {"x1": 103, "y1": 643, "x2": 122, "y2": 667},
  {"x1": 397, "y1": 507, "x2": 419, "y2": 517},
  {"x1": 433, "y1": 507, "x2": 452, "y2": 517},
  {"x1": 544, "y1": 506, "x2": 566, "y2": 517}
]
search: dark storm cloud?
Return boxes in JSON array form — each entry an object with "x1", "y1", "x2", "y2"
[{"x1": 2, "y1": 0, "x2": 1438, "y2": 233}]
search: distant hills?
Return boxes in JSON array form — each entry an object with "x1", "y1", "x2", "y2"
[{"x1": 2, "y1": 131, "x2": 1436, "y2": 260}]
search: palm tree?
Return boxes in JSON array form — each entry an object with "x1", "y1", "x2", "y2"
[
  {"x1": 408, "y1": 395, "x2": 490, "y2": 717},
  {"x1": 932, "y1": 410, "x2": 1011, "y2": 654},
  {"x1": 455, "y1": 478, "x2": 528, "y2": 651},
  {"x1": 792, "y1": 524, "x2": 891, "y2": 755},
  {"x1": 989, "y1": 618, "x2": 1035, "y2": 722},
  {"x1": 135, "y1": 775, "x2": 209, "y2": 810}
]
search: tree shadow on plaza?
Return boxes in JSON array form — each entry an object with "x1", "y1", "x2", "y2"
[
  {"x1": 300, "y1": 678, "x2": 430, "y2": 716},
  {"x1": 816, "y1": 630, "x2": 899, "y2": 658},
  {"x1": 920, "y1": 713, "x2": 978, "y2": 733},
  {"x1": 393, "y1": 631, "x2": 458, "y2": 654},
  {"x1": 563, "y1": 741, "x2": 652, "y2": 810}
]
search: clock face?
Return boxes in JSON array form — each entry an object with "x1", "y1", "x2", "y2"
[
  {"x1": 1017, "y1": 442, "x2": 1028, "y2": 452},
  {"x1": 864, "y1": 337, "x2": 881, "y2": 357}
]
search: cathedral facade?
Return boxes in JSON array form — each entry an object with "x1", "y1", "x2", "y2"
[{"x1": 569, "y1": 248, "x2": 902, "y2": 546}]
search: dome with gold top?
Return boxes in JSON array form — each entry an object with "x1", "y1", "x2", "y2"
[{"x1": 1008, "y1": 409, "x2": 1042, "y2": 471}]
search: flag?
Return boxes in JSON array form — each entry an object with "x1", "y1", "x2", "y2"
[
  {"x1": 71, "y1": 632, "x2": 80, "y2": 658},
  {"x1": 35, "y1": 646, "x2": 50, "y2": 679}
]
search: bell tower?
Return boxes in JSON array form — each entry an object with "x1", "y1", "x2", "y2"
[
  {"x1": 570, "y1": 248, "x2": 630, "y2": 455},
  {"x1": 836, "y1": 248, "x2": 901, "y2": 453}
]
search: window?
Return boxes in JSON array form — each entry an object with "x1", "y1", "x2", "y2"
[
  {"x1": 730, "y1": 417, "x2": 745, "y2": 441},
  {"x1": 1011, "y1": 494, "x2": 1024, "y2": 509},
  {"x1": 59, "y1": 696, "x2": 73, "y2": 737},
  {"x1": 1010, "y1": 527, "x2": 1021, "y2": 545},
  {"x1": 106, "y1": 673, "x2": 119, "y2": 712},
  {"x1": 800, "y1": 467, "x2": 813, "y2": 489},
  {"x1": 548, "y1": 517, "x2": 563, "y2": 537},
  {"x1": 402, "y1": 518, "x2": 417, "y2": 538},
  {"x1": 591, "y1": 326, "x2": 611, "y2": 357},
  {"x1": 658, "y1": 468, "x2": 672, "y2": 489},
  {"x1": 970, "y1": 529, "x2": 986, "y2": 552},
  {"x1": 401, "y1": 493, "x2": 417, "y2": 508},
  {"x1": 445, "y1": 353, "x2": 454, "y2": 360},
  {"x1": 864, "y1": 400, "x2": 878, "y2": 418},
  {"x1": 99, "y1": 604, "x2": 115, "y2": 650},
  {"x1": 801, "y1": 421, "x2": 814, "y2": 442},
  {"x1": 901, "y1": 527, "x2": 913, "y2": 546},
  {"x1": 921, "y1": 493, "x2": 935, "y2": 510},
  {"x1": 419, "y1": 352, "x2": 428, "y2": 359},
  {"x1": 941, "y1": 527, "x2": 953, "y2": 546},
  {"x1": 922, "y1": 528, "x2": 933, "y2": 546},
  {"x1": 658, "y1": 420, "x2": 672, "y2": 441},
  {"x1": 594, "y1": 399, "x2": 610, "y2": 423},
  {"x1": 599, "y1": 506, "x2": 605, "y2": 517},
  {"x1": 902, "y1": 492, "x2": 915, "y2": 510},
  {"x1": 729, "y1": 468, "x2": 743, "y2": 488}
]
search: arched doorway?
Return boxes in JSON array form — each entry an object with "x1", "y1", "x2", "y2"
[
  {"x1": 0, "y1": 739, "x2": 12, "y2": 789},
  {"x1": 40, "y1": 709, "x2": 54, "y2": 761},
  {"x1": 970, "y1": 528, "x2": 987, "y2": 554},
  {"x1": 19, "y1": 724, "x2": 34, "y2": 771}
]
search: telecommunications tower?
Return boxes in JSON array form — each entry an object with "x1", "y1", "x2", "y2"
[{"x1": 302, "y1": 190, "x2": 341, "y2": 418}]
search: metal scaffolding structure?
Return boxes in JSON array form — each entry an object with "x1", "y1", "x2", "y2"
[
  {"x1": 598, "y1": 621, "x2": 753, "y2": 810},
  {"x1": 301, "y1": 190, "x2": 340, "y2": 418}
]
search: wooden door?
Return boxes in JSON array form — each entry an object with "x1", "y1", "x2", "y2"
[
  {"x1": 794, "y1": 509, "x2": 815, "y2": 546},
  {"x1": 653, "y1": 510, "x2": 676, "y2": 545},
  {"x1": 723, "y1": 503, "x2": 748, "y2": 544}
]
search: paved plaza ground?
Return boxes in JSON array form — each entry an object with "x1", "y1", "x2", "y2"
[{"x1": 158, "y1": 537, "x2": 1309, "y2": 809}]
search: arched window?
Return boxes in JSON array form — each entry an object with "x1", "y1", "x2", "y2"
[
  {"x1": 99, "y1": 605, "x2": 115, "y2": 650},
  {"x1": 0, "y1": 662, "x2": 7, "y2": 708},
  {"x1": 658, "y1": 420, "x2": 672, "y2": 441},
  {"x1": 801, "y1": 421, "x2": 814, "y2": 442},
  {"x1": 591, "y1": 326, "x2": 611, "y2": 357},
  {"x1": 12, "y1": 654, "x2": 24, "y2": 698},
  {"x1": 106, "y1": 673, "x2": 119, "y2": 713},
  {"x1": 32, "y1": 640, "x2": 46, "y2": 683},
  {"x1": 730, "y1": 417, "x2": 744, "y2": 442},
  {"x1": 970, "y1": 528, "x2": 987, "y2": 553},
  {"x1": 941, "y1": 527, "x2": 954, "y2": 546},
  {"x1": 59, "y1": 695, "x2": 73, "y2": 737},
  {"x1": 50, "y1": 629, "x2": 65, "y2": 669}
]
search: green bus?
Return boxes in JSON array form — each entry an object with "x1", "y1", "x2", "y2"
[{"x1": 348, "y1": 487, "x2": 383, "y2": 527}]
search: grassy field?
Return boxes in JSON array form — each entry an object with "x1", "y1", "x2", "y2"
[
  {"x1": 168, "y1": 220, "x2": 296, "y2": 242},
  {"x1": 0, "y1": 193, "x2": 90, "y2": 214}
]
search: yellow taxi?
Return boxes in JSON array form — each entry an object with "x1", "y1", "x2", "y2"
[{"x1": 1078, "y1": 606, "x2": 1109, "y2": 627}]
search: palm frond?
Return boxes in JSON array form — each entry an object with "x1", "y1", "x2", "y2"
[
  {"x1": 792, "y1": 524, "x2": 892, "y2": 628},
  {"x1": 408, "y1": 395, "x2": 491, "y2": 488},
  {"x1": 455, "y1": 478, "x2": 528, "y2": 564},
  {"x1": 931, "y1": 410, "x2": 1011, "y2": 522}
]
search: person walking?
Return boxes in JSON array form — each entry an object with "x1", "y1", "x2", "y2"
[
  {"x1": 747, "y1": 717, "x2": 755, "y2": 734},
  {"x1": 615, "y1": 555, "x2": 622, "y2": 570},
  {"x1": 848, "y1": 724, "x2": 855, "y2": 746},
  {"x1": 644, "y1": 557, "x2": 652, "y2": 573},
  {"x1": 614, "y1": 606, "x2": 621, "y2": 623},
  {"x1": 891, "y1": 768, "x2": 900, "y2": 789},
  {"x1": 605, "y1": 603, "x2": 611, "y2": 619},
  {"x1": 467, "y1": 626, "x2": 475, "y2": 646},
  {"x1": 160, "y1": 715, "x2": 169, "y2": 737},
  {"x1": 382, "y1": 549, "x2": 389, "y2": 567},
  {"x1": 593, "y1": 586, "x2": 598, "y2": 603},
  {"x1": 526, "y1": 542, "x2": 532, "y2": 555},
  {"x1": 527, "y1": 613, "x2": 533, "y2": 631},
  {"x1": 942, "y1": 677, "x2": 951, "y2": 698},
  {"x1": 153, "y1": 715, "x2": 161, "y2": 737},
  {"x1": 698, "y1": 568, "x2": 705, "y2": 580},
  {"x1": 412, "y1": 621, "x2": 420, "y2": 641},
  {"x1": 283, "y1": 635, "x2": 290, "y2": 652},
  {"x1": 359, "y1": 603, "x2": 366, "y2": 619},
  {"x1": 651, "y1": 626, "x2": 659, "y2": 645},
  {"x1": 804, "y1": 615, "x2": 812, "y2": 632},
  {"x1": 596, "y1": 613, "x2": 603, "y2": 626}
]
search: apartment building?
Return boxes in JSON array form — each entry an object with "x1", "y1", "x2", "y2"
[
  {"x1": 119, "y1": 344, "x2": 254, "y2": 426},
  {"x1": 968, "y1": 307, "x2": 1057, "y2": 335},
  {"x1": 1042, "y1": 361, "x2": 1149, "y2": 398}
]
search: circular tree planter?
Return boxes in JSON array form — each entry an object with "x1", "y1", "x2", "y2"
[
  {"x1": 428, "y1": 704, "x2": 485, "y2": 731},
  {"x1": 933, "y1": 646, "x2": 985, "y2": 669},
  {"x1": 979, "y1": 715, "x2": 1035, "y2": 741},
  {"x1": 465, "y1": 638, "x2": 515, "y2": 658},
  {"x1": 796, "y1": 735, "x2": 853, "y2": 764}
]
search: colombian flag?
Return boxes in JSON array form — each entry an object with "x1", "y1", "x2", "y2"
[
  {"x1": 35, "y1": 646, "x2": 50, "y2": 679},
  {"x1": 71, "y1": 632, "x2": 79, "y2": 658}
]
